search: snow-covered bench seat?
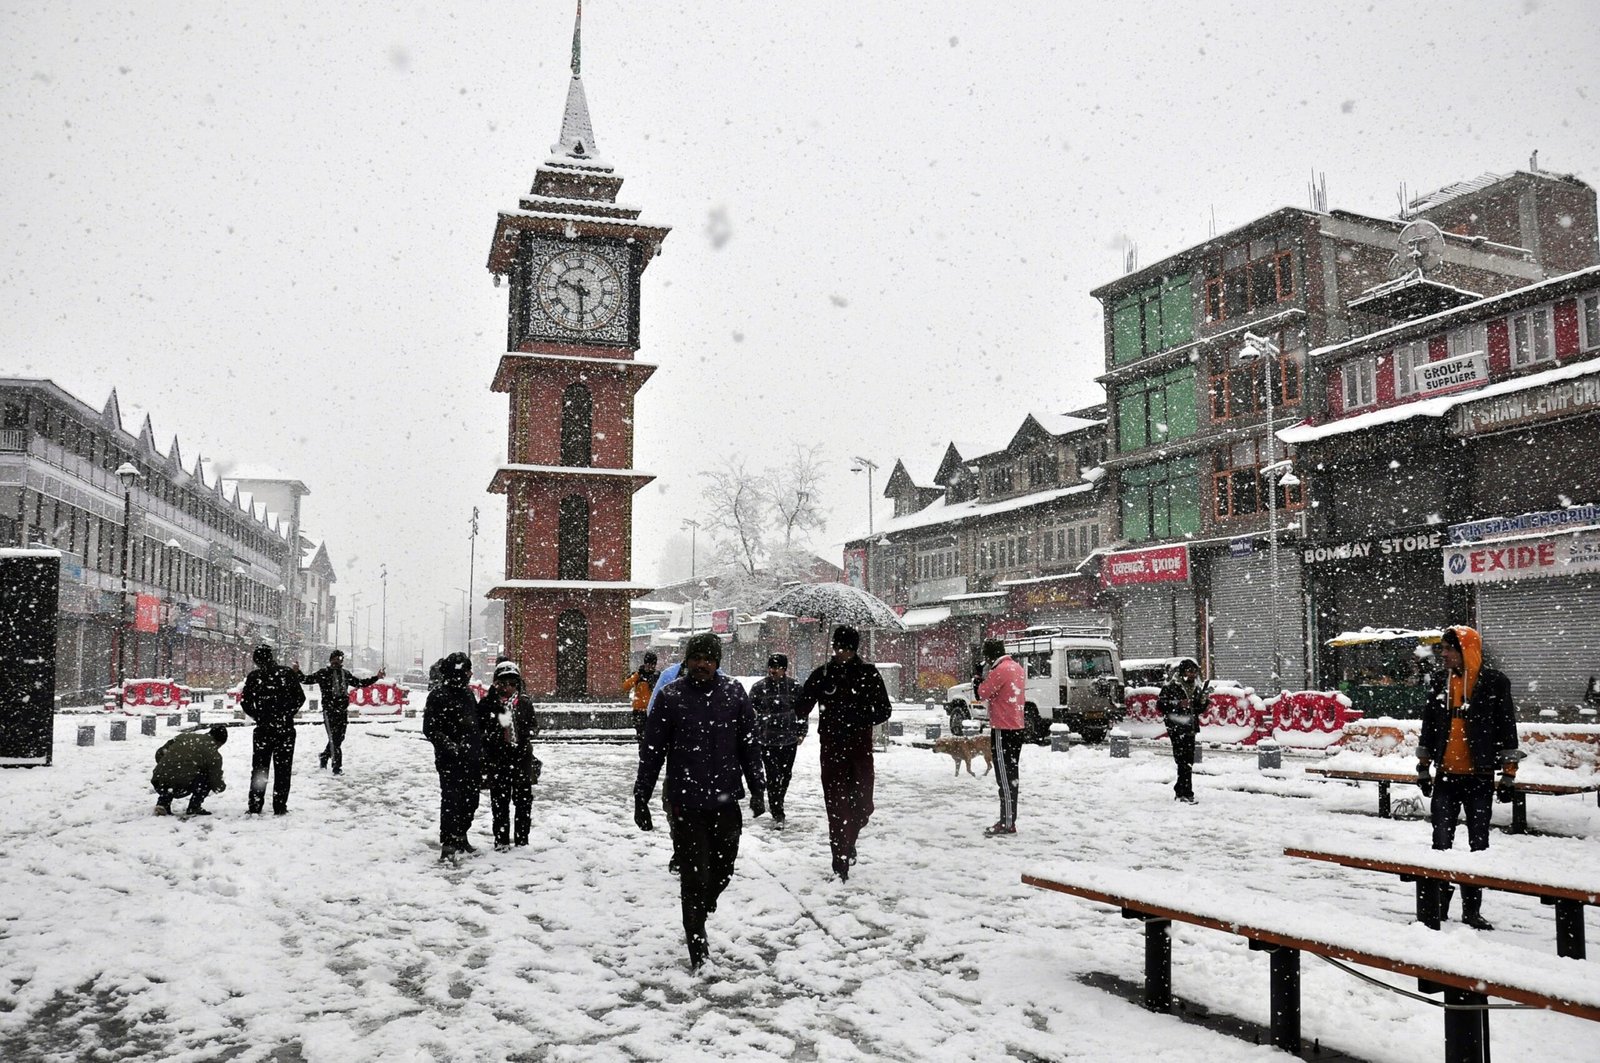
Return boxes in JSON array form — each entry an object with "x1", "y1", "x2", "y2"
[
  {"x1": 1303, "y1": 764, "x2": 1600, "y2": 833},
  {"x1": 1023, "y1": 861, "x2": 1600, "y2": 1061}
]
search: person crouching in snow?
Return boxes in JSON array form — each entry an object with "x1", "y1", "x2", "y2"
[
  {"x1": 633, "y1": 632, "x2": 765, "y2": 970},
  {"x1": 478, "y1": 660, "x2": 540, "y2": 851},
  {"x1": 977, "y1": 639, "x2": 1025, "y2": 835},
  {"x1": 424, "y1": 652, "x2": 484, "y2": 863},
  {"x1": 151, "y1": 724, "x2": 229, "y2": 817}
]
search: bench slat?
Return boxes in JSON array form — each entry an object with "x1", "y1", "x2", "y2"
[{"x1": 1284, "y1": 846, "x2": 1600, "y2": 904}]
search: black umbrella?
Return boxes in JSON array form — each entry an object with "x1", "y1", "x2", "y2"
[{"x1": 760, "y1": 582, "x2": 906, "y2": 633}]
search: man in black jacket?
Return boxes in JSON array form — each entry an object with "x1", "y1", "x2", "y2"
[
  {"x1": 795, "y1": 625, "x2": 893, "y2": 881},
  {"x1": 634, "y1": 632, "x2": 765, "y2": 969},
  {"x1": 478, "y1": 660, "x2": 540, "y2": 851},
  {"x1": 241, "y1": 644, "x2": 306, "y2": 816},
  {"x1": 424, "y1": 652, "x2": 484, "y2": 863},
  {"x1": 1157, "y1": 658, "x2": 1205, "y2": 803},
  {"x1": 1416, "y1": 625, "x2": 1521, "y2": 930},
  {"x1": 749, "y1": 653, "x2": 806, "y2": 827},
  {"x1": 301, "y1": 650, "x2": 384, "y2": 775}
]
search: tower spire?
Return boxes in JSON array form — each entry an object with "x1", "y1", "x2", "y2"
[
  {"x1": 571, "y1": 0, "x2": 582, "y2": 77},
  {"x1": 550, "y1": 0, "x2": 600, "y2": 163}
]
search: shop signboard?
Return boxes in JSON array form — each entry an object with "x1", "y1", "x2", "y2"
[
  {"x1": 1010, "y1": 575, "x2": 1097, "y2": 612},
  {"x1": 710, "y1": 609, "x2": 733, "y2": 635},
  {"x1": 1413, "y1": 349, "x2": 1487, "y2": 398},
  {"x1": 1228, "y1": 537, "x2": 1254, "y2": 559},
  {"x1": 1449, "y1": 372, "x2": 1600, "y2": 436},
  {"x1": 1302, "y1": 530, "x2": 1444, "y2": 565},
  {"x1": 947, "y1": 593, "x2": 1005, "y2": 618},
  {"x1": 134, "y1": 594, "x2": 161, "y2": 633},
  {"x1": 1442, "y1": 527, "x2": 1600, "y2": 585},
  {"x1": 1448, "y1": 503, "x2": 1600, "y2": 545},
  {"x1": 843, "y1": 547, "x2": 867, "y2": 591},
  {"x1": 1100, "y1": 545, "x2": 1190, "y2": 588}
]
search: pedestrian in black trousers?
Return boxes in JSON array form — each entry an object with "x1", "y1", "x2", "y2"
[
  {"x1": 749, "y1": 653, "x2": 806, "y2": 826},
  {"x1": 1158, "y1": 658, "x2": 1205, "y2": 804},
  {"x1": 241, "y1": 644, "x2": 306, "y2": 815},
  {"x1": 424, "y1": 652, "x2": 484, "y2": 862},
  {"x1": 300, "y1": 649, "x2": 384, "y2": 775},
  {"x1": 478, "y1": 659, "x2": 540, "y2": 851},
  {"x1": 634, "y1": 633, "x2": 765, "y2": 969}
]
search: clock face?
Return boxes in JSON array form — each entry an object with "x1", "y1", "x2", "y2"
[{"x1": 535, "y1": 250, "x2": 625, "y2": 332}]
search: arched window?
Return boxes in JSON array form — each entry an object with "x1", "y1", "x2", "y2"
[
  {"x1": 556, "y1": 609, "x2": 588, "y2": 697},
  {"x1": 557, "y1": 495, "x2": 589, "y2": 580},
  {"x1": 560, "y1": 383, "x2": 593, "y2": 467}
]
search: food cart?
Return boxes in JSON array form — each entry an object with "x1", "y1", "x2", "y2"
[{"x1": 1324, "y1": 627, "x2": 1442, "y2": 719}]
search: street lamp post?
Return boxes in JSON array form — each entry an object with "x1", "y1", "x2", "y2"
[
  {"x1": 681, "y1": 519, "x2": 700, "y2": 634},
  {"x1": 1239, "y1": 332, "x2": 1299, "y2": 694},
  {"x1": 114, "y1": 463, "x2": 142, "y2": 686},
  {"x1": 380, "y1": 563, "x2": 388, "y2": 670},
  {"x1": 163, "y1": 538, "x2": 182, "y2": 678},
  {"x1": 850, "y1": 456, "x2": 879, "y2": 536},
  {"x1": 232, "y1": 564, "x2": 246, "y2": 677},
  {"x1": 467, "y1": 507, "x2": 479, "y2": 653}
]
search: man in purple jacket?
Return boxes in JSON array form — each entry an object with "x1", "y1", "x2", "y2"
[{"x1": 633, "y1": 632, "x2": 766, "y2": 969}]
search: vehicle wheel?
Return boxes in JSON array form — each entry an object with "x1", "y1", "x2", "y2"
[
  {"x1": 947, "y1": 704, "x2": 969, "y2": 733},
  {"x1": 1024, "y1": 705, "x2": 1047, "y2": 745}
]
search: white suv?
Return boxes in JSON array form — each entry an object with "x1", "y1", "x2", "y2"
[{"x1": 945, "y1": 629, "x2": 1124, "y2": 743}]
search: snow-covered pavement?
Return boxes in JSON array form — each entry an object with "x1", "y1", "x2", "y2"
[{"x1": 2, "y1": 714, "x2": 1596, "y2": 1062}]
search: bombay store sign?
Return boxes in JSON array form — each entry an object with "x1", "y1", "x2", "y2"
[
  {"x1": 1449, "y1": 372, "x2": 1600, "y2": 436},
  {"x1": 1100, "y1": 544, "x2": 1190, "y2": 588},
  {"x1": 1302, "y1": 530, "x2": 1444, "y2": 565},
  {"x1": 1443, "y1": 527, "x2": 1600, "y2": 586}
]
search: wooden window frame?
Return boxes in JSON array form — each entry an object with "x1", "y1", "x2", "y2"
[
  {"x1": 1509, "y1": 306, "x2": 1555, "y2": 369},
  {"x1": 1580, "y1": 293, "x2": 1600, "y2": 352},
  {"x1": 1342, "y1": 355, "x2": 1377, "y2": 409}
]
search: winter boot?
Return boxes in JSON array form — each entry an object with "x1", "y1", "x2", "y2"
[
  {"x1": 1461, "y1": 887, "x2": 1494, "y2": 931},
  {"x1": 154, "y1": 797, "x2": 173, "y2": 816},
  {"x1": 832, "y1": 856, "x2": 850, "y2": 881},
  {"x1": 1439, "y1": 884, "x2": 1455, "y2": 923}
]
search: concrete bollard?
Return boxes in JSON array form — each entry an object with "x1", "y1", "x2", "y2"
[
  {"x1": 212, "y1": 697, "x2": 224, "y2": 713},
  {"x1": 1050, "y1": 725, "x2": 1072, "y2": 753},
  {"x1": 310, "y1": 698, "x2": 319, "y2": 714},
  {"x1": 232, "y1": 710, "x2": 246, "y2": 721},
  {"x1": 186, "y1": 707, "x2": 201, "y2": 724},
  {"x1": 140, "y1": 716, "x2": 157, "y2": 737},
  {"x1": 925, "y1": 723, "x2": 942, "y2": 741},
  {"x1": 1257, "y1": 740, "x2": 1282, "y2": 771},
  {"x1": 1108, "y1": 730, "x2": 1130, "y2": 759},
  {"x1": 108, "y1": 720, "x2": 128, "y2": 742},
  {"x1": 404, "y1": 708, "x2": 416, "y2": 718},
  {"x1": 1193, "y1": 742, "x2": 1203, "y2": 764},
  {"x1": 77, "y1": 724, "x2": 95, "y2": 747},
  {"x1": 886, "y1": 720, "x2": 903, "y2": 737},
  {"x1": 167, "y1": 713, "x2": 181, "y2": 727}
]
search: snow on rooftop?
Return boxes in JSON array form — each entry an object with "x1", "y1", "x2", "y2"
[
  {"x1": 1405, "y1": 170, "x2": 1510, "y2": 215},
  {"x1": 848, "y1": 481, "x2": 1097, "y2": 544},
  {"x1": 1030, "y1": 411, "x2": 1104, "y2": 437}
]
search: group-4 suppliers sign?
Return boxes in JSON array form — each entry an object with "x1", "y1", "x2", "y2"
[
  {"x1": 1449, "y1": 372, "x2": 1600, "y2": 436},
  {"x1": 1442, "y1": 528, "x2": 1600, "y2": 585},
  {"x1": 1449, "y1": 503, "x2": 1600, "y2": 545},
  {"x1": 1414, "y1": 350, "x2": 1487, "y2": 398},
  {"x1": 1101, "y1": 545, "x2": 1190, "y2": 588}
]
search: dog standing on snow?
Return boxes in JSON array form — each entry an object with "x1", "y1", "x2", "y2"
[{"x1": 933, "y1": 733, "x2": 993, "y2": 776}]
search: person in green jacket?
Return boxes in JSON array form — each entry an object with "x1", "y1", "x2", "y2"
[{"x1": 151, "y1": 725, "x2": 229, "y2": 816}]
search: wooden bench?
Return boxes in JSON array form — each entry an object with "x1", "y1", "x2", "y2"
[
  {"x1": 1024, "y1": 862, "x2": 1600, "y2": 1062},
  {"x1": 1285, "y1": 843, "x2": 1598, "y2": 959},
  {"x1": 1303, "y1": 766, "x2": 1600, "y2": 833}
]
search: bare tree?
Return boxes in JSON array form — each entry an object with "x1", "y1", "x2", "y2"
[
  {"x1": 699, "y1": 458, "x2": 769, "y2": 577},
  {"x1": 765, "y1": 444, "x2": 828, "y2": 550}
]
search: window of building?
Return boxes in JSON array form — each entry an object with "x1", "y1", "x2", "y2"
[
  {"x1": 1342, "y1": 355, "x2": 1377, "y2": 409},
  {"x1": 1111, "y1": 274, "x2": 1194, "y2": 364},
  {"x1": 1447, "y1": 322, "x2": 1487, "y2": 360},
  {"x1": 986, "y1": 465, "x2": 1013, "y2": 495},
  {"x1": 978, "y1": 533, "x2": 1030, "y2": 573},
  {"x1": 1042, "y1": 519, "x2": 1102, "y2": 563},
  {"x1": 914, "y1": 545, "x2": 958, "y2": 581},
  {"x1": 1203, "y1": 236, "x2": 1295, "y2": 323},
  {"x1": 1213, "y1": 439, "x2": 1304, "y2": 519},
  {"x1": 1121, "y1": 458, "x2": 1201, "y2": 543},
  {"x1": 1027, "y1": 452, "x2": 1059, "y2": 488},
  {"x1": 1207, "y1": 327, "x2": 1304, "y2": 420},
  {"x1": 1579, "y1": 293, "x2": 1600, "y2": 352},
  {"x1": 1116, "y1": 365, "x2": 1198, "y2": 452},
  {"x1": 1392, "y1": 341, "x2": 1427, "y2": 399},
  {"x1": 1509, "y1": 306, "x2": 1554, "y2": 368}
]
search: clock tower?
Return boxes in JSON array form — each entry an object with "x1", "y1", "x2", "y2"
[{"x1": 485, "y1": 7, "x2": 668, "y2": 699}]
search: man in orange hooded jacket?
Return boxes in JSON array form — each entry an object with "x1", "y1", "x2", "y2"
[{"x1": 1415, "y1": 625, "x2": 1522, "y2": 930}]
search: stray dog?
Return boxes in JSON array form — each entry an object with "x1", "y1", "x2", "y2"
[{"x1": 933, "y1": 733, "x2": 993, "y2": 777}]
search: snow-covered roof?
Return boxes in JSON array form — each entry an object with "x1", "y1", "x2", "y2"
[
  {"x1": 849, "y1": 481, "x2": 1098, "y2": 543},
  {"x1": 899, "y1": 606, "x2": 952, "y2": 630},
  {"x1": 1405, "y1": 171, "x2": 1509, "y2": 215},
  {"x1": 1030, "y1": 411, "x2": 1104, "y2": 437},
  {"x1": 1279, "y1": 356, "x2": 1600, "y2": 445}
]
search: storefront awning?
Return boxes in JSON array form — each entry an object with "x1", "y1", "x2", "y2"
[{"x1": 899, "y1": 606, "x2": 952, "y2": 630}]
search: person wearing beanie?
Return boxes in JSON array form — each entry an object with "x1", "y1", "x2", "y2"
[
  {"x1": 622, "y1": 651, "x2": 661, "y2": 748},
  {"x1": 977, "y1": 639, "x2": 1026, "y2": 836},
  {"x1": 749, "y1": 652, "x2": 806, "y2": 827},
  {"x1": 1416, "y1": 625, "x2": 1522, "y2": 930},
  {"x1": 424, "y1": 652, "x2": 484, "y2": 862},
  {"x1": 478, "y1": 660, "x2": 541, "y2": 850},
  {"x1": 301, "y1": 649, "x2": 385, "y2": 775},
  {"x1": 240, "y1": 644, "x2": 306, "y2": 816},
  {"x1": 150, "y1": 724, "x2": 229, "y2": 817},
  {"x1": 795, "y1": 624, "x2": 893, "y2": 880},
  {"x1": 1158, "y1": 658, "x2": 1206, "y2": 804}
]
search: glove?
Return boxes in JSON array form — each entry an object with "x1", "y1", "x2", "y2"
[
  {"x1": 634, "y1": 795, "x2": 654, "y2": 832},
  {"x1": 750, "y1": 792, "x2": 766, "y2": 818},
  {"x1": 1415, "y1": 762, "x2": 1433, "y2": 798},
  {"x1": 1496, "y1": 774, "x2": 1516, "y2": 803}
]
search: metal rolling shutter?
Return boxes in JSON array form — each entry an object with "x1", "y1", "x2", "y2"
[
  {"x1": 1209, "y1": 552, "x2": 1306, "y2": 691},
  {"x1": 1476, "y1": 575, "x2": 1600, "y2": 711},
  {"x1": 1120, "y1": 589, "x2": 1197, "y2": 659}
]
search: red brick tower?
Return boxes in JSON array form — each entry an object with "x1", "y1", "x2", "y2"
[{"x1": 484, "y1": 9, "x2": 668, "y2": 699}]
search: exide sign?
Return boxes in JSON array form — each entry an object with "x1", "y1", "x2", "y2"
[
  {"x1": 1442, "y1": 528, "x2": 1600, "y2": 586},
  {"x1": 1101, "y1": 544, "x2": 1191, "y2": 588}
]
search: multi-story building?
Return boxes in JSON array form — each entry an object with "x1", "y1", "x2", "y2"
[
  {"x1": 225, "y1": 474, "x2": 311, "y2": 666},
  {"x1": 297, "y1": 539, "x2": 339, "y2": 668},
  {"x1": 1089, "y1": 169, "x2": 1588, "y2": 691},
  {"x1": 850, "y1": 406, "x2": 1110, "y2": 695},
  {"x1": 0, "y1": 379, "x2": 309, "y2": 700}
]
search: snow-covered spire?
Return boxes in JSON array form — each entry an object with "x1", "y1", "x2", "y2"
[
  {"x1": 570, "y1": 0, "x2": 582, "y2": 77},
  {"x1": 549, "y1": 2, "x2": 602, "y2": 164}
]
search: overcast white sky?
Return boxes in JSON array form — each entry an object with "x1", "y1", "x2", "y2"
[{"x1": 5, "y1": 1, "x2": 1599, "y2": 662}]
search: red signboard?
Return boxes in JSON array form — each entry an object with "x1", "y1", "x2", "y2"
[
  {"x1": 711, "y1": 608, "x2": 733, "y2": 634},
  {"x1": 134, "y1": 594, "x2": 162, "y2": 633},
  {"x1": 1100, "y1": 545, "x2": 1190, "y2": 588}
]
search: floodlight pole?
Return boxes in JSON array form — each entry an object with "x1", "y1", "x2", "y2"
[{"x1": 1241, "y1": 333, "x2": 1283, "y2": 693}]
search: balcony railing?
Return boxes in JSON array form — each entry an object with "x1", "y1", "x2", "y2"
[{"x1": 0, "y1": 429, "x2": 27, "y2": 452}]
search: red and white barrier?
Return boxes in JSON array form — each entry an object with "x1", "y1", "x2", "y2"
[
  {"x1": 1121, "y1": 684, "x2": 1363, "y2": 747},
  {"x1": 104, "y1": 679, "x2": 191, "y2": 712},
  {"x1": 348, "y1": 680, "x2": 410, "y2": 714}
]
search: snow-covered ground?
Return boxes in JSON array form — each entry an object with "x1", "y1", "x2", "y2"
[{"x1": 2, "y1": 710, "x2": 1597, "y2": 1062}]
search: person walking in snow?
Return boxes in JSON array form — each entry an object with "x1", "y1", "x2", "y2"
[
  {"x1": 1416, "y1": 625, "x2": 1522, "y2": 930},
  {"x1": 622, "y1": 651, "x2": 661, "y2": 747},
  {"x1": 1158, "y1": 658, "x2": 1206, "y2": 803},
  {"x1": 795, "y1": 625, "x2": 894, "y2": 881},
  {"x1": 424, "y1": 651, "x2": 484, "y2": 862},
  {"x1": 633, "y1": 632, "x2": 765, "y2": 969},
  {"x1": 478, "y1": 660, "x2": 540, "y2": 851},
  {"x1": 749, "y1": 653, "x2": 807, "y2": 827},
  {"x1": 241, "y1": 644, "x2": 306, "y2": 816},
  {"x1": 151, "y1": 724, "x2": 229, "y2": 817},
  {"x1": 300, "y1": 649, "x2": 384, "y2": 775},
  {"x1": 977, "y1": 639, "x2": 1026, "y2": 835}
]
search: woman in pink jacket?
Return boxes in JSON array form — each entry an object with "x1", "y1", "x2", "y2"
[{"x1": 977, "y1": 639, "x2": 1026, "y2": 835}]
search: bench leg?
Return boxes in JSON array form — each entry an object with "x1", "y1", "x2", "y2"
[
  {"x1": 1378, "y1": 779, "x2": 1392, "y2": 818},
  {"x1": 1143, "y1": 918, "x2": 1172, "y2": 1013},
  {"x1": 1250, "y1": 941, "x2": 1301, "y2": 1053},
  {"x1": 1510, "y1": 792, "x2": 1527, "y2": 834},
  {"x1": 1554, "y1": 899, "x2": 1587, "y2": 960},
  {"x1": 1443, "y1": 988, "x2": 1489, "y2": 1063}
]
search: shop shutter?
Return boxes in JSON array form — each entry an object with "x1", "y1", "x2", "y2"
[
  {"x1": 1119, "y1": 589, "x2": 1197, "y2": 659},
  {"x1": 1209, "y1": 552, "x2": 1306, "y2": 691},
  {"x1": 1476, "y1": 576, "x2": 1600, "y2": 711}
]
